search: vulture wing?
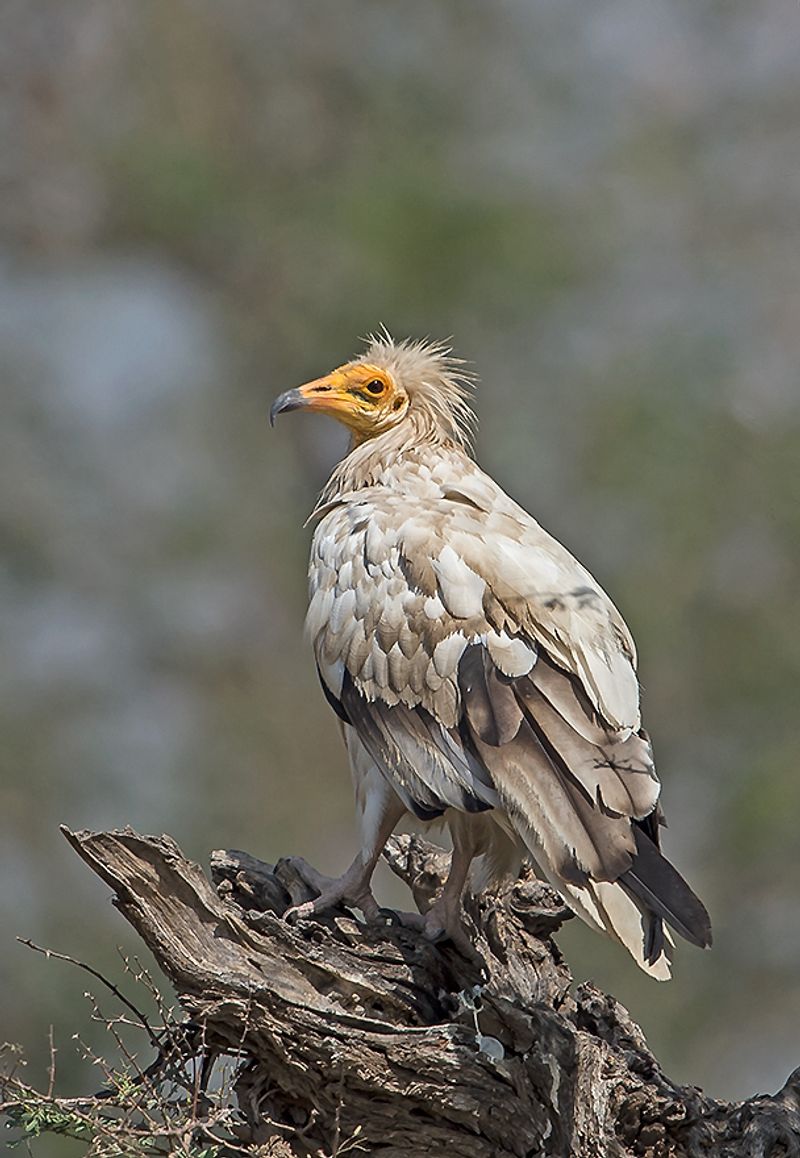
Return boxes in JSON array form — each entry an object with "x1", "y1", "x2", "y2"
[{"x1": 308, "y1": 455, "x2": 711, "y2": 977}]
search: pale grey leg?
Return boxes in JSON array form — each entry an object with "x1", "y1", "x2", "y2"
[{"x1": 282, "y1": 794, "x2": 405, "y2": 924}]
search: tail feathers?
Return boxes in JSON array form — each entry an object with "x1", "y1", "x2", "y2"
[
  {"x1": 453, "y1": 642, "x2": 712, "y2": 975},
  {"x1": 621, "y1": 827, "x2": 712, "y2": 950},
  {"x1": 548, "y1": 872, "x2": 674, "y2": 980}
]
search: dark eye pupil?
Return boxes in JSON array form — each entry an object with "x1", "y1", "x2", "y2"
[{"x1": 366, "y1": 379, "x2": 384, "y2": 395}]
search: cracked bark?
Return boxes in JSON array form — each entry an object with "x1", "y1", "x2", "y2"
[{"x1": 61, "y1": 826, "x2": 800, "y2": 1158}]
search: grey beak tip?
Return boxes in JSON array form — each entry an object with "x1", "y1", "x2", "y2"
[
  {"x1": 269, "y1": 389, "x2": 303, "y2": 427},
  {"x1": 269, "y1": 397, "x2": 286, "y2": 427}
]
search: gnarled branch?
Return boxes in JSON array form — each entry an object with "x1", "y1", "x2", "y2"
[{"x1": 55, "y1": 826, "x2": 799, "y2": 1158}]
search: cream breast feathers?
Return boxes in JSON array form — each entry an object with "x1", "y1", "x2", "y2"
[{"x1": 308, "y1": 447, "x2": 640, "y2": 736}]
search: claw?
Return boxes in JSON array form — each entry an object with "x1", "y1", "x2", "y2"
[
  {"x1": 275, "y1": 855, "x2": 384, "y2": 924},
  {"x1": 376, "y1": 907, "x2": 402, "y2": 927}
]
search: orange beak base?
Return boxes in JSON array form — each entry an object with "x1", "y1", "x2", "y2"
[{"x1": 270, "y1": 371, "x2": 355, "y2": 427}]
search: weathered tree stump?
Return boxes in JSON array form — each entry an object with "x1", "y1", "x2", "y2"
[{"x1": 60, "y1": 826, "x2": 800, "y2": 1157}]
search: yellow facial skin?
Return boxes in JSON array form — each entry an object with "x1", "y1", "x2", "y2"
[{"x1": 270, "y1": 363, "x2": 408, "y2": 442}]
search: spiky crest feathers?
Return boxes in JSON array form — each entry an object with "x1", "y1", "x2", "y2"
[
  {"x1": 312, "y1": 331, "x2": 477, "y2": 513},
  {"x1": 357, "y1": 330, "x2": 477, "y2": 450}
]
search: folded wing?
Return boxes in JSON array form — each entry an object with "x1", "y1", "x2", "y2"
[{"x1": 309, "y1": 462, "x2": 711, "y2": 977}]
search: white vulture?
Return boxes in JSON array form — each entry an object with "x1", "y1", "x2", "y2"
[{"x1": 270, "y1": 333, "x2": 711, "y2": 978}]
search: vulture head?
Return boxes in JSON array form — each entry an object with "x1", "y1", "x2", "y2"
[{"x1": 270, "y1": 332, "x2": 476, "y2": 448}]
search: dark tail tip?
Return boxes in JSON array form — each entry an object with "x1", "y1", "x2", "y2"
[{"x1": 622, "y1": 828, "x2": 712, "y2": 949}]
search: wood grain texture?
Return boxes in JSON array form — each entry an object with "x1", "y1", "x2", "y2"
[{"x1": 61, "y1": 826, "x2": 799, "y2": 1157}]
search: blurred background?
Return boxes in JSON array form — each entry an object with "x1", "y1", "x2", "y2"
[{"x1": 2, "y1": 0, "x2": 799, "y2": 1127}]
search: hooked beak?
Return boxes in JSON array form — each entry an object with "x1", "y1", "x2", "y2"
[
  {"x1": 269, "y1": 372, "x2": 349, "y2": 428},
  {"x1": 269, "y1": 388, "x2": 306, "y2": 427}
]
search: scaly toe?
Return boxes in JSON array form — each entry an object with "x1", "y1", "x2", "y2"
[
  {"x1": 421, "y1": 909, "x2": 483, "y2": 964},
  {"x1": 423, "y1": 924, "x2": 449, "y2": 945},
  {"x1": 387, "y1": 909, "x2": 426, "y2": 933},
  {"x1": 283, "y1": 900, "x2": 317, "y2": 924},
  {"x1": 354, "y1": 892, "x2": 383, "y2": 923}
]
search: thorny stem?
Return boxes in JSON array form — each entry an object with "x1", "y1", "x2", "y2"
[{"x1": 17, "y1": 938, "x2": 160, "y2": 1050}]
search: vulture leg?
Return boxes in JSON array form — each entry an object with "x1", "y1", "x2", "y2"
[
  {"x1": 393, "y1": 817, "x2": 484, "y2": 965},
  {"x1": 283, "y1": 793, "x2": 405, "y2": 925},
  {"x1": 422, "y1": 832, "x2": 476, "y2": 946}
]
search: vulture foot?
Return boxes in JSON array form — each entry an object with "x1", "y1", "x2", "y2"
[
  {"x1": 281, "y1": 855, "x2": 383, "y2": 924},
  {"x1": 390, "y1": 899, "x2": 485, "y2": 968}
]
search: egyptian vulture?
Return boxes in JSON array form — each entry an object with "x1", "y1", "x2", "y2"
[{"x1": 270, "y1": 333, "x2": 711, "y2": 978}]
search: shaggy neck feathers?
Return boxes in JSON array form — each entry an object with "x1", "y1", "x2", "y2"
[{"x1": 357, "y1": 333, "x2": 476, "y2": 449}]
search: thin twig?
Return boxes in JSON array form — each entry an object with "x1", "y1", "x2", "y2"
[
  {"x1": 17, "y1": 938, "x2": 160, "y2": 1050},
  {"x1": 46, "y1": 1026, "x2": 56, "y2": 1100}
]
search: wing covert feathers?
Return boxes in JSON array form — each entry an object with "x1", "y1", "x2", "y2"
[{"x1": 308, "y1": 442, "x2": 710, "y2": 976}]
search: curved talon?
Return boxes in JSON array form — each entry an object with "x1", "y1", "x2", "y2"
[
  {"x1": 277, "y1": 857, "x2": 387, "y2": 926},
  {"x1": 376, "y1": 906, "x2": 402, "y2": 927}
]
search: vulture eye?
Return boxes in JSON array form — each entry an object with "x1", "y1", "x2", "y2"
[{"x1": 365, "y1": 379, "x2": 385, "y2": 395}]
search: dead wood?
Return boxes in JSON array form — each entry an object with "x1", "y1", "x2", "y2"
[{"x1": 59, "y1": 825, "x2": 800, "y2": 1158}]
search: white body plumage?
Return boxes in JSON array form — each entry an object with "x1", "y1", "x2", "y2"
[{"x1": 271, "y1": 334, "x2": 711, "y2": 976}]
